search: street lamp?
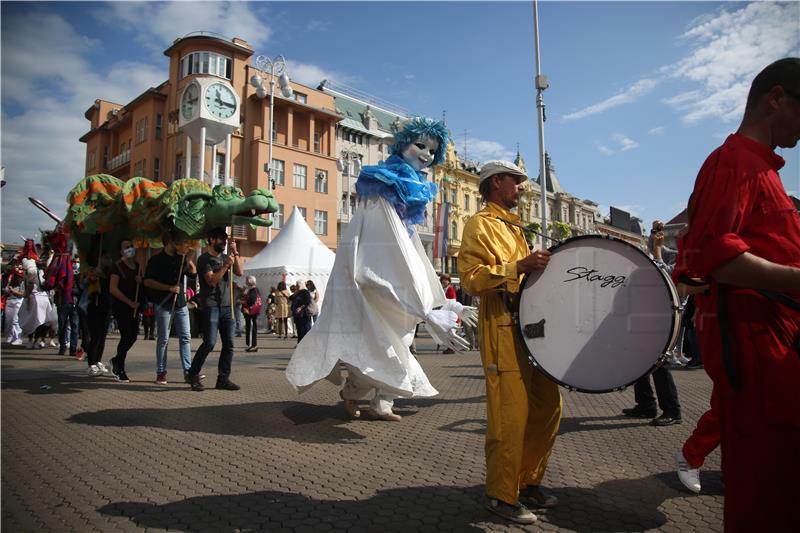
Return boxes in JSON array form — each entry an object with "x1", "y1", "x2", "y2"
[{"x1": 250, "y1": 55, "x2": 293, "y2": 243}]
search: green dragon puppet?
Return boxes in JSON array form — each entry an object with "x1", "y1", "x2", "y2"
[{"x1": 65, "y1": 174, "x2": 278, "y2": 262}]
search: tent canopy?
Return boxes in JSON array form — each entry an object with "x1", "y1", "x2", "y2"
[{"x1": 244, "y1": 206, "x2": 335, "y2": 308}]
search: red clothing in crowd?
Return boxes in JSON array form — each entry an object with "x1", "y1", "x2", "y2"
[
  {"x1": 444, "y1": 285, "x2": 457, "y2": 300},
  {"x1": 675, "y1": 133, "x2": 800, "y2": 532}
]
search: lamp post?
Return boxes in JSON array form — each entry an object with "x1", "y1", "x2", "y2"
[{"x1": 250, "y1": 55, "x2": 293, "y2": 243}]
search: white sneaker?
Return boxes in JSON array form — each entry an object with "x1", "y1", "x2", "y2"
[
  {"x1": 36, "y1": 340, "x2": 46, "y2": 349},
  {"x1": 87, "y1": 365, "x2": 102, "y2": 377},
  {"x1": 96, "y1": 362, "x2": 111, "y2": 375},
  {"x1": 675, "y1": 450, "x2": 701, "y2": 493},
  {"x1": 10, "y1": 339, "x2": 23, "y2": 346},
  {"x1": 49, "y1": 338, "x2": 58, "y2": 347}
]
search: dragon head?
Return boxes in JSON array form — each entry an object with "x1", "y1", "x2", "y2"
[{"x1": 205, "y1": 185, "x2": 278, "y2": 229}]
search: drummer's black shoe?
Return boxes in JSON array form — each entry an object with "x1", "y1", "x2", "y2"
[
  {"x1": 519, "y1": 486, "x2": 558, "y2": 509},
  {"x1": 652, "y1": 413, "x2": 682, "y2": 426},
  {"x1": 622, "y1": 406, "x2": 658, "y2": 418}
]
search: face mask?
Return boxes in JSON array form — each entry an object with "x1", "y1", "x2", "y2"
[
  {"x1": 213, "y1": 241, "x2": 226, "y2": 253},
  {"x1": 122, "y1": 247, "x2": 136, "y2": 259},
  {"x1": 401, "y1": 136, "x2": 439, "y2": 171}
]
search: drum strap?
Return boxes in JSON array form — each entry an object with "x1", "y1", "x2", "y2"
[
  {"x1": 500, "y1": 288, "x2": 518, "y2": 324},
  {"x1": 718, "y1": 285, "x2": 800, "y2": 391}
]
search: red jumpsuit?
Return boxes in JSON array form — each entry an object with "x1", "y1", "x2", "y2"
[{"x1": 676, "y1": 133, "x2": 800, "y2": 532}]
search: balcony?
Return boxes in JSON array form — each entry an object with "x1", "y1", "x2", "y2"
[{"x1": 107, "y1": 150, "x2": 131, "y2": 170}]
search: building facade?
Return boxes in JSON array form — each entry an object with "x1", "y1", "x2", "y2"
[{"x1": 80, "y1": 33, "x2": 343, "y2": 259}]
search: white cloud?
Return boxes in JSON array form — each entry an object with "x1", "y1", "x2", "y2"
[
  {"x1": 285, "y1": 60, "x2": 358, "y2": 88},
  {"x1": 306, "y1": 20, "x2": 330, "y2": 32},
  {"x1": 95, "y1": 1, "x2": 272, "y2": 51},
  {"x1": 596, "y1": 144, "x2": 615, "y2": 156},
  {"x1": 461, "y1": 138, "x2": 515, "y2": 162},
  {"x1": 615, "y1": 134, "x2": 639, "y2": 152},
  {"x1": 664, "y1": 2, "x2": 800, "y2": 123},
  {"x1": 562, "y1": 78, "x2": 659, "y2": 121},
  {"x1": 648, "y1": 126, "x2": 665, "y2": 136}
]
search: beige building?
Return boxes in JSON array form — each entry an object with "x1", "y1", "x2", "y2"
[{"x1": 80, "y1": 32, "x2": 343, "y2": 259}]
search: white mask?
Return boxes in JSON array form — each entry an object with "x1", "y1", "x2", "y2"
[
  {"x1": 122, "y1": 247, "x2": 136, "y2": 259},
  {"x1": 401, "y1": 136, "x2": 439, "y2": 171}
]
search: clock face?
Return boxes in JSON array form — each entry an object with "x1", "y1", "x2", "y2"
[
  {"x1": 204, "y1": 83, "x2": 237, "y2": 120},
  {"x1": 181, "y1": 84, "x2": 198, "y2": 120}
]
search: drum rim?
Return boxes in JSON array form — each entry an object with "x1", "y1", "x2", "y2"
[{"x1": 517, "y1": 234, "x2": 678, "y2": 394}]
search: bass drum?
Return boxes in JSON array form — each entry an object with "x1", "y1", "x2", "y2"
[{"x1": 517, "y1": 235, "x2": 681, "y2": 393}]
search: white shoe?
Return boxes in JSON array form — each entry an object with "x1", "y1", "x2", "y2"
[
  {"x1": 10, "y1": 339, "x2": 23, "y2": 346},
  {"x1": 87, "y1": 365, "x2": 102, "y2": 377},
  {"x1": 49, "y1": 338, "x2": 58, "y2": 347},
  {"x1": 675, "y1": 451, "x2": 701, "y2": 493},
  {"x1": 96, "y1": 362, "x2": 111, "y2": 375},
  {"x1": 36, "y1": 340, "x2": 46, "y2": 349}
]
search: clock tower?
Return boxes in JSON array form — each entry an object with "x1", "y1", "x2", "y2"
[{"x1": 179, "y1": 77, "x2": 240, "y2": 145}]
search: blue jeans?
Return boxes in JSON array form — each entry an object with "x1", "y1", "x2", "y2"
[
  {"x1": 57, "y1": 303, "x2": 79, "y2": 355},
  {"x1": 155, "y1": 304, "x2": 192, "y2": 374},
  {"x1": 189, "y1": 305, "x2": 234, "y2": 380}
]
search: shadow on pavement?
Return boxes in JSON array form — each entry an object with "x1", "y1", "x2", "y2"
[
  {"x1": 1, "y1": 375, "x2": 183, "y2": 395},
  {"x1": 98, "y1": 486, "x2": 491, "y2": 532},
  {"x1": 68, "y1": 401, "x2": 366, "y2": 443},
  {"x1": 557, "y1": 415, "x2": 657, "y2": 435}
]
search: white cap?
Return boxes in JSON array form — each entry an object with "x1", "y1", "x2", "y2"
[{"x1": 479, "y1": 160, "x2": 528, "y2": 184}]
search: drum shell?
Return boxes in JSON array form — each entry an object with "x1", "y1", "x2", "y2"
[{"x1": 517, "y1": 235, "x2": 681, "y2": 393}]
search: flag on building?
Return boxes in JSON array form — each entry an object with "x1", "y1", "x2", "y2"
[{"x1": 433, "y1": 201, "x2": 449, "y2": 259}]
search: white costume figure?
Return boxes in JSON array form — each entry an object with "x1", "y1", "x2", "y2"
[
  {"x1": 4, "y1": 270, "x2": 25, "y2": 345},
  {"x1": 286, "y1": 117, "x2": 476, "y2": 421},
  {"x1": 17, "y1": 258, "x2": 58, "y2": 347}
]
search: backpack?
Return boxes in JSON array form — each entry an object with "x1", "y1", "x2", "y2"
[{"x1": 248, "y1": 290, "x2": 263, "y2": 316}]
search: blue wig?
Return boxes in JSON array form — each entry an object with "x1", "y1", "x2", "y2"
[{"x1": 389, "y1": 117, "x2": 450, "y2": 167}]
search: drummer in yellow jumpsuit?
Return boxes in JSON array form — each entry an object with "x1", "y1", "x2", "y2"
[{"x1": 458, "y1": 160, "x2": 562, "y2": 525}]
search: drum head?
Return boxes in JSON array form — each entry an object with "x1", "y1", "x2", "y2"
[{"x1": 518, "y1": 235, "x2": 678, "y2": 393}]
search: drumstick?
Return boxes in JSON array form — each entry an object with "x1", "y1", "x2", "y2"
[{"x1": 495, "y1": 217, "x2": 562, "y2": 244}]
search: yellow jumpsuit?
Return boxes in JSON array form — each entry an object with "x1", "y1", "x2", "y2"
[{"x1": 458, "y1": 201, "x2": 562, "y2": 505}]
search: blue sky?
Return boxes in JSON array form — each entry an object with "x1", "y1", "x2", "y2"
[{"x1": 2, "y1": 1, "x2": 798, "y2": 243}]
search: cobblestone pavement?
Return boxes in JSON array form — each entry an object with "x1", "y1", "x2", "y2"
[{"x1": 1, "y1": 331, "x2": 722, "y2": 532}]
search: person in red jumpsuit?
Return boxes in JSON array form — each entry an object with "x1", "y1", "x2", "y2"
[{"x1": 675, "y1": 57, "x2": 800, "y2": 532}]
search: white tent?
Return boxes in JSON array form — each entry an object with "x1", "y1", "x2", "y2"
[{"x1": 244, "y1": 207, "x2": 335, "y2": 324}]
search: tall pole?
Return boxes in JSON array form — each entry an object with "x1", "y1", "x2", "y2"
[
  {"x1": 267, "y1": 73, "x2": 275, "y2": 244},
  {"x1": 533, "y1": 0, "x2": 549, "y2": 251}
]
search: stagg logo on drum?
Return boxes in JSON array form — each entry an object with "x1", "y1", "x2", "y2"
[{"x1": 563, "y1": 267, "x2": 626, "y2": 288}]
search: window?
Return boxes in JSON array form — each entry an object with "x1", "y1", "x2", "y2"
[
  {"x1": 451, "y1": 221, "x2": 458, "y2": 240},
  {"x1": 216, "y1": 153, "x2": 225, "y2": 184},
  {"x1": 155, "y1": 114, "x2": 163, "y2": 140},
  {"x1": 120, "y1": 142, "x2": 125, "y2": 154},
  {"x1": 272, "y1": 204, "x2": 285, "y2": 229},
  {"x1": 179, "y1": 51, "x2": 232, "y2": 79},
  {"x1": 313, "y1": 132, "x2": 321, "y2": 153},
  {"x1": 154, "y1": 158, "x2": 160, "y2": 180},
  {"x1": 134, "y1": 159, "x2": 146, "y2": 176},
  {"x1": 272, "y1": 120, "x2": 277, "y2": 142},
  {"x1": 294, "y1": 92, "x2": 308, "y2": 104},
  {"x1": 293, "y1": 163, "x2": 307, "y2": 189},
  {"x1": 135, "y1": 117, "x2": 148, "y2": 143},
  {"x1": 298, "y1": 206, "x2": 307, "y2": 222},
  {"x1": 102, "y1": 146, "x2": 108, "y2": 168},
  {"x1": 87, "y1": 149, "x2": 96, "y2": 170},
  {"x1": 314, "y1": 169, "x2": 328, "y2": 193},
  {"x1": 314, "y1": 210, "x2": 328, "y2": 235},
  {"x1": 175, "y1": 154, "x2": 183, "y2": 179},
  {"x1": 464, "y1": 194, "x2": 470, "y2": 211},
  {"x1": 450, "y1": 190, "x2": 457, "y2": 204},
  {"x1": 450, "y1": 256, "x2": 458, "y2": 275},
  {"x1": 271, "y1": 159, "x2": 285, "y2": 186}
]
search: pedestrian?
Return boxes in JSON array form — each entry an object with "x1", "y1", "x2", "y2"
[
  {"x1": 274, "y1": 281, "x2": 290, "y2": 339},
  {"x1": 141, "y1": 300, "x2": 155, "y2": 340},
  {"x1": 440, "y1": 273, "x2": 457, "y2": 354},
  {"x1": 143, "y1": 232, "x2": 197, "y2": 385},
  {"x1": 290, "y1": 281, "x2": 312, "y2": 343},
  {"x1": 3, "y1": 267, "x2": 24, "y2": 345},
  {"x1": 186, "y1": 227, "x2": 244, "y2": 391},
  {"x1": 674, "y1": 58, "x2": 800, "y2": 532},
  {"x1": 459, "y1": 159, "x2": 560, "y2": 525},
  {"x1": 242, "y1": 276, "x2": 262, "y2": 352},
  {"x1": 305, "y1": 280, "x2": 320, "y2": 324},
  {"x1": 84, "y1": 253, "x2": 112, "y2": 377},
  {"x1": 265, "y1": 286, "x2": 277, "y2": 334},
  {"x1": 108, "y1": 238, "x2": 141, "y2": 383}
]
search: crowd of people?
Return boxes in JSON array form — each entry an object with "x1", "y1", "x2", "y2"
[{"x1": 1, "y1": 227, "x2": 325, "y2": 391}]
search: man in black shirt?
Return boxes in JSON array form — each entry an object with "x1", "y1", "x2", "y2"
[
  {"x1": 186, "y1": 227, "x2": 243, "y2": 391},
  {"x1": 143, "y1": 232, "x2": 197, "y2": 385}
]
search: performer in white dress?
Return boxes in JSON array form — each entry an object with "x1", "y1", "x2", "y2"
[{"x1": 286, "y1": 117, "x2": 476, "y2": 421}]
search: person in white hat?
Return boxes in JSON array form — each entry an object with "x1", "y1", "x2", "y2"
[{"x1": 458, "y1": 159, "x2": 561, "y2": 525}]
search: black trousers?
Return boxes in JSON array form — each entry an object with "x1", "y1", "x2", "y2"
[
  {"x1": 634, "y1": 365, "x2": 681, "y2": 417},
  {"x1": 295, "y1": 314, "x2": 312, "y2": 342},
  {"x1": 245, "y1": 315, "x2": 258, "y2": 347},
  {"x1": 112, "y1": 303, "x2": 139, "y2": 371},
  {"x1": 86, "y1": 302, "x2": 110, "y2": 366}
]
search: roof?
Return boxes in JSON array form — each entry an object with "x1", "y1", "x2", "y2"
[
  {"x1": 243, "y1": 207, "x2": 335, "y2": 273},
  {"x1": 338, "y1": 117, "x2": 393, "y2": 139},
  {"x1": 324, "y1": 88, "x2": 407, "y2": 134}
]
